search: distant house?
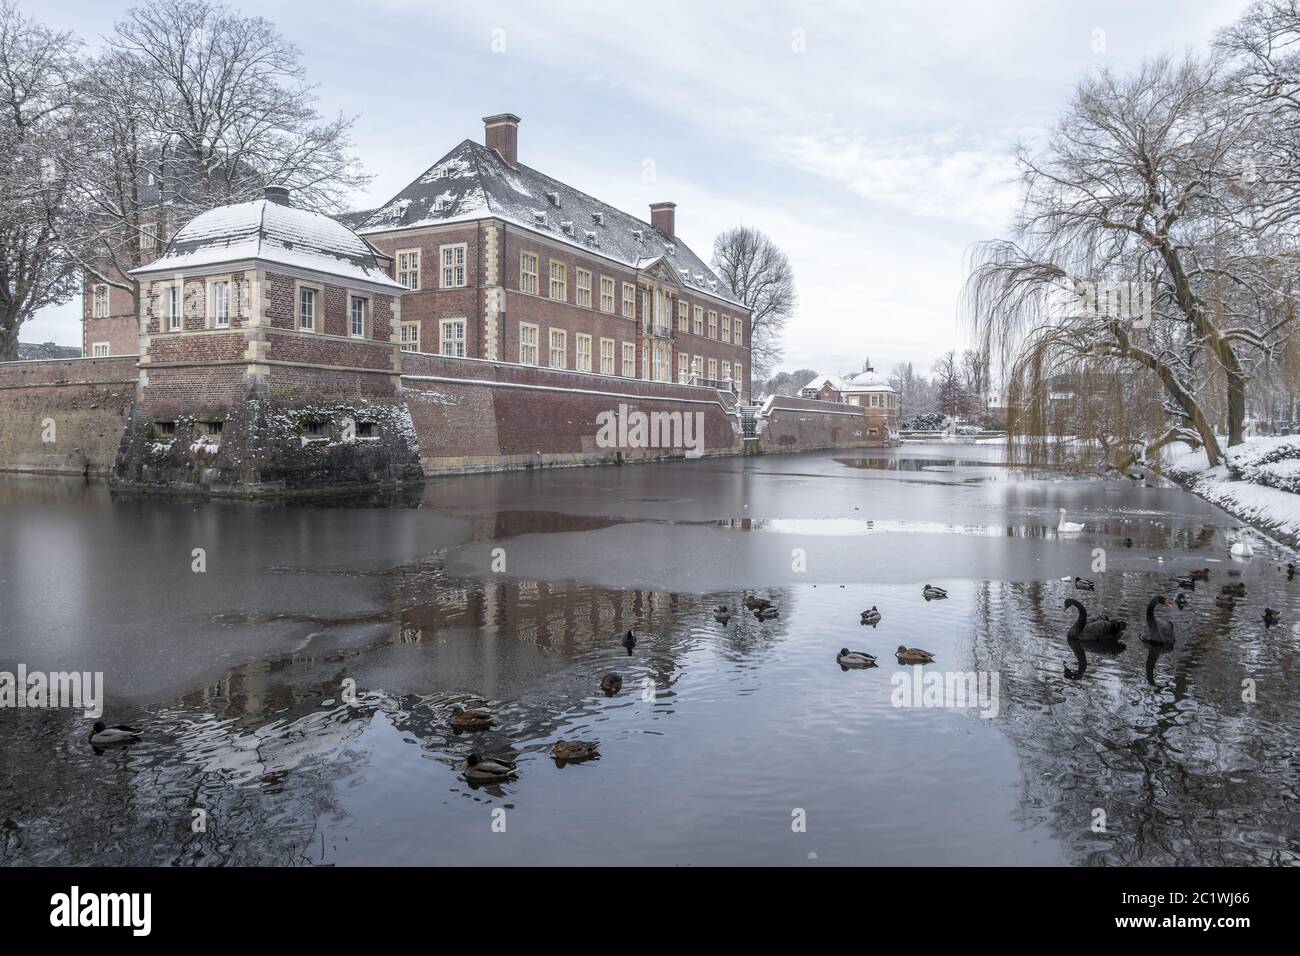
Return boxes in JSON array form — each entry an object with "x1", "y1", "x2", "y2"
[
  {"x1": 11, "y1": 341, "x2": 82, "y2": 362},
  {"x1": 799, "y1": 375, "x2": 843, "y2": 402},
  {"x1": 797, "y1": 368, "x2": 899, "y2": 445}
]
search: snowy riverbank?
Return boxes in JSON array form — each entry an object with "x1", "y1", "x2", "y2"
[{"x1": 1164, "y1": 436, "x2": 1300, "y2": 550}]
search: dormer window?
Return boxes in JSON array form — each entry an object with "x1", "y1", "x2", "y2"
[
  {"x1": 560, "y1": 220, "x2": 573, "y2": 236},
  {"x1": 665, "y1": 242, "x2": 676, "y2": 255},
  {"x1": 532, "y1": 210, "x2": 547, "y2": 226},
  {"x1": 584, "y1": 230, "x2": 598, "y2": 246},
  {"x1": 592, "y1": 212, "x2": 604, "y2": 226},
  {"x1": 545, "y1": 190, "x2": 559, "y2": 207},
  {"x1": 631, "y1": 229, "x2": 643, "y2": 242}
]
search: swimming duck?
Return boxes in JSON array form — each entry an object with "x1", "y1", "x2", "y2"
[
  {"x1": 860, "y1": 606, "x2": 882, "y2": 626},
  {"x1": 753, "y1": 605, "x2": 780, "y2": 620},
  {"x1": 1215, "y1": 594, "x2": 1237, "y2": 609},
  {"x1": 921, "y1": 584, "x2": 948, "y2": 600},
  {"x1": 1124, "y1": 537, "x2": 1133, "y2": 548},
  {"x1": 1230, "y1": 530, "x2": 1254, "y2": 558},
  {"x1": 837, "y1": 648, "x2": 877, "y2": 668},
  {"x1": 1057, "y1": 509, "x2": 1085, "y2": 533},
  {"x1": 463, "y1": 753, "x2": 517, "y2": 782},
  {"x1": 1142, "y1": 596, "x2": 1176, "y2": 645},
  {"x1": 1263, "y1": 608, "x2": 1281, "y2": 626},
  {"x1": 1175, "y1": 577, "x2": 1196, "y2": 590},
  {"x1": 1220, "y1": 582, "x2": 1247, "y2": 597},
  {"x1": 1287, "y1": 562, "x2": 1295, "y2": 580},
  {"x1": 896, "y1": 645, "x2": 936, "y2": 664},
  {"x1": 1063, "y1": 598, "x2": 1127, "y2": 641},
  {"x1": 600, "y1": 673, "x2": 623, "y2": 696},
  {"x1": 1175, "y1": 592, "x2": 1188, "y2": 609},
  {"x1": 449, "y1": 706, "x2": 494, "y2": 731},
  {"x1": 1190, "y1": 568, "x2": 1211, "y2": 581},
  {"x1": 713, "y1": 605, "x2": 732, "y2": 623},
  {"x1": 622, "y1": 629, "x2": 637, "y2": 654},
  {"x1": 89, "y1": 722, "x2": 142, "y2": 746},
  {"x1": 551, "y1": 740, "x2": 601, "y2": 763},
  {"x1": 1074, "y1": 576, "x2": 1096, "y2": 591},
  {"x1": 743, "y1": 594, "x2": 774, "y2": 611}
]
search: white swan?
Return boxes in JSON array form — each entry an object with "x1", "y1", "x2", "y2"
[
  {"x1": 1057, "y1": 508, "x2": 1085, "y2": 533},
  {"x1": 1230, "y1": 529, "x2": 1254, "y2": 558}
]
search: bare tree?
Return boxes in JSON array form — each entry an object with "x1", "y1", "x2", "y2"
[
  {"x1": 0, "y1": 1, "x2": 78, "y2": 360},
  {"x1": 712, "y1": 225, "x2": 796, "y2": 379},
  {"x1": 57, "y1": 0, "x2": 370, "y2": 313},
  {"x1": 933, "y1": 350, "x2": 968, "y2": 418}
]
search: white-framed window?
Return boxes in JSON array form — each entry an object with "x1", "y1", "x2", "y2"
[
  {"x1": 142, "y1": 222, "x2": 160, "y2": 251},
  {"x1": 678, "y1": 352, "x2": 689, "y2": 381},
  {"x1": 721, "y1": 314, "x2": 731, "y2": 342},
  {"x1": 870, "y1": 393, "x2": 880, "y2": 407},
  {"x1": 440, "y1": 243, "x2": 467, "y2": 288},
  {"x1": 576, "y1": 332, "x2": 592, "y2": 372},
  {"x1": 166, "y1": 284, "x2": 181, "y2": 331},
  {"x1": 399, "y1": 321, "x2": 421, "y2": 352},
  {"x1": 396, "y1": 249, "x2": 421, "y2": 290},
  {"x1": 210, "y1": 279, "x2": 231, "y2": 328},
  {"x1": 600, "y1": 337, "x2": 615, "y2": 375},
  {"x1": 707, "y1": 310, "x2": 717, "y2": 339},
  {"x1": 519, "y1": 322, "x2": 539, "y2": 365},
  {"x1": 679, "y1": 301, "x2": 689, "y2": 332},
  {"x1": 91, "y1": 341, "x2": 110, "y2": 358},
  {"x1": 600, "y1": 276, "x2": 615, "y2": 313},
  {"x1": 576, "y1": 268, "x2": 592, "y2": 308},
  {"x1": 722, "y1": 361, "x2": 731, "y2": 382},
  {"x1": 349, "y1": 295, "x2": 369, "y2": 338},
  {"x1": 520, "y1": 251, "x2": 539, "y2": 294},
  {"x1": 92, "y1": 284, "x2": 109, "y2": 319},
  {"x1": 734, "y1": 319, "x2": 743, "y2": 347},
  {"x1": 708, "y1": 357, "x2": 718, "y2": 380},
  {"x1": 549, "y1": 260, "x2": 566, "y2": 301},
  {"x1": 298, "y1": 286, "x2": 318, "y2": 331},
  {"x1": 622, "y1": 282, "x2": 636, "y2": 318},
  {"x1": 549, "y1": 328, "x2": 567, "y2": 368},
  {"x1": 440, "y1": 318, "x2": 466, "y2": 357},
  {"x1": 621, "y1": 341, "x2": 636, "y2": 377},
  {"x1": 693, "y1": 305, "x2": 704, "y2": 336}
]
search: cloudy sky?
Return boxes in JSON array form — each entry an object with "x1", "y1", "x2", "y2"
[{"x1": 27, "y1": 0, "x2": 1250, "y2": 380}]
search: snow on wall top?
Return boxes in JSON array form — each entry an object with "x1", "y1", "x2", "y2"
[
  {"x1": 132, "y1": 199, "x2": 405, "y2": 290},
  {"x1": 354, "y1": 140, "x2": 743, "y2": 307}
]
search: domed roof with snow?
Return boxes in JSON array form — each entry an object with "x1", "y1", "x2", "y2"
[
  {"x1": 842, "y1": 369, "x2": 893, "y2": 392},
  {"x1": 132, "y1": 191, "x2": 404, "y2": 290}
]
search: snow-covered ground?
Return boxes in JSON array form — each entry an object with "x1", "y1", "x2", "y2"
[{"x1": 1164, "y1": 435, "x2": 1300, "y2": 545}]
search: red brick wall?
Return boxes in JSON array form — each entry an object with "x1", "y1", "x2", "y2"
[{"x1": 759, "y1": 394, "x2": 878, "y2": 451}]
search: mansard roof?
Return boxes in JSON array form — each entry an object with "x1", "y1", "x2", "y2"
[
  {"x1": 132, "y1": 197, "x2": 405, "y2": 290},
  {"x1": 354, "y1": 139, "x2": 743, "y2": 308}
]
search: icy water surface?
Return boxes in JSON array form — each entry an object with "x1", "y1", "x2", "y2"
[{"x1": 1, "y1": 445, "x2": 1298, "y2": 865}]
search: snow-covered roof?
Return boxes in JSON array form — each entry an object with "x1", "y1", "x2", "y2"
[
  {"x1": 132, "y1": 197, "x2": 405, "y2": 290},
  {"x1": 841, "y1": 369, "x2": 894, "y2": 392},
  {"x1": 800, "y1": 375, "x2": 844, "y2": 393},
  {"x1": 354, "y1": 140, "x2": 742, "y2": 307}
]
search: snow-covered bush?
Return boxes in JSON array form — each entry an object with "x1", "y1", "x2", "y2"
[{"x1": 1227, "y1": 435, "x2": 1300, "y2": 493}]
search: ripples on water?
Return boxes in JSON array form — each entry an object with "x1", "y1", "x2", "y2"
[{"x1": 1, "y1": 449, "x2": 1298, "y2": 865}]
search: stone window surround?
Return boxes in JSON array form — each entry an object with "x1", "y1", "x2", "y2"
[
  {"x1": 439, "y1": 242, "x2": 467, "y2": 289},
  {"x1": 294, "y1": 279, "x2": 325, "y2": 333},
  {"x1": 349, "y1": 292, "x2": 372, "y2": 339}
]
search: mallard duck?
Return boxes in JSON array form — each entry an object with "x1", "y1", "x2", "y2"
[
  {"x1": 754, "y1": 605, "x2": 780, "y2": 620},
  {"x1": 449, "y1": 706, "x2": 494, "y2": 731},
  {"x1": 89, "y1": 722, "x2": 142, "y2": 746},
  {"x1": 1220, "y1": 582, "x2": 1247, "y2": 597},
  {"x1": 1175, "y1": 592, "x2": 1188, "y2": 609},
  {"x1": 600, "y1": 673, "x2": 623, "y2": 696},
  {"x1": 551, "y1": 740, "x2": 600, "y2": 763},
  {"x1": 1263, "y1": 607, "x2": 1281, "y2": 626},
  {"x1": 837, "y1": 648, "x2": 877, "y2": 668},
  {"x1": 1074, "y1": 576, "x2": 1096, "y2": 591},
  {"x1": 743, "y1": 594, "x2": 773, "y2": 611},
  {"x1": 1143, "y1": 596, "x2": 1176, "y2": 644},
  {"x1": 1214, "y1": 594, "x2": 1236, "y2": 609},
  {"x1": 464, "y1": 753, "x2": 516, "y2": 781},
  {"x1": 1190, "y1": 568, "x2": 1211, "y2": 581},
  {"x1": 1175, "y1": 577, "x2": 1195, "y2": 590},
  {"x1": 1063, "y1": 598, "x2": 1127, "y2": 641},
  {"x1": 622, "y1": 629, "x2": 637, "y2": 653},
  {"x1": 921, "y1": 584, "x2": 948, "y2": 600},
  {"x1": 896, "y1": 645, "x2": 936, "y2": 664},
  {"x1": 860, "y1": 606, "x2": 882, "y2": 626},
  {"x1": 1057, "y1": 509, "x2": 1085, "y2": 533},
  {"x1": 712, "y1": 605, "x2": 731, "y2": 622}
]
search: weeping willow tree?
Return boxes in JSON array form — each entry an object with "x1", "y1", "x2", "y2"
[{"x1": 964, "y1": 53, "x2": 1300, "y2": 470}]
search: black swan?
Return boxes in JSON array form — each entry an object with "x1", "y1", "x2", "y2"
[
  {"x1": 1064, "y1": 598, "x2": 1127, "y2": 641},
  {"x1": 1142, "y1": 596, "x2": 1176, "y2": 645},
  {"x1": 1063, "y1": 637, "x2": 1087, "y2": 680}
]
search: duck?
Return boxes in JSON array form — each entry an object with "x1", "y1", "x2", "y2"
[
  {"x1": 860, "y1": 606, "x2": 882, "y2": 626},
  {"x1": 88, "y1": 722, "x2": 142, "y2": 746},
  {"x1": 600, "y1": 673, "x2": 623, "y2": 696},
  {"x1": 551, "y1": 740, "x2": 600, "y2": 763},
  {"x1": 1190, "y1": 568, "x2": 1211, "y2": 581},
  {"x1": 1263, "y1": 607, "x2": 1281, "y2": 626},
  {"x1": 1057, "y1": 509, "x2": 1085, "y2": 533},
  {"x1": 837, "y1": 648, "x2": 878, "y2": 668},
  {"x1": 1175, "y1": 577, "x2": 1196, "y2": 590},
  {"x1": 463, "y1": 753, "x2": 517, "y2": 782},
  {"x1": 1074, "y1": 576, "x2": 1096, "y2": 591},
  {"x1": 1175, "y1": 592, "x2": 1188, "y2": 609},
  {"x1": 743, "y1": 594, "x2": 773, "y2": 611},
  {"x1": 1287, "y1": 562, "x2": 1295, "y2": 580},
  {"x1": 449, "y1": 706, "x2": 494, "y2": 731},
  {"x1": 622, "y1": 629, "x2": 637, "y2": 654},
  {"x1": 1142, "y1": 596, "x2": 1176, "y2": 645},
  {"x1": 921, "y1": 584, "x2": 948, "y2": 601},
  {"x1": 1215, "y1": 594, "x2": 1237, "y2": 609},
  {"x1": 1063, "y1": 598, "x2": 1128, "y2": 641},
  {"x1": 713, "y1": 605, "x2": 732, "y2": 623},
  {"x1": 1124, "y1": 537, "x2": 1134, "y2": 548},
  {"x1": 1220, "y1": 582, "x2": 1247, "y2": 597},
  {"x1": 1230, "y1": 530, "x2": 1254, "y2": 558},
  {"x1": 754, "y1": 605, "x2": 780, "y2": 620},
  {"x1": 896, "y1": 645, "x2": 936, "y2": 664}
]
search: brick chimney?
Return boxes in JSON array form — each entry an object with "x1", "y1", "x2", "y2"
[
  {"x1": 650, "y1": 202, "x2": 676, "y2": 239},
  {"x1": 483, "y1": 113, "x2": 521, "y2": 166}
]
